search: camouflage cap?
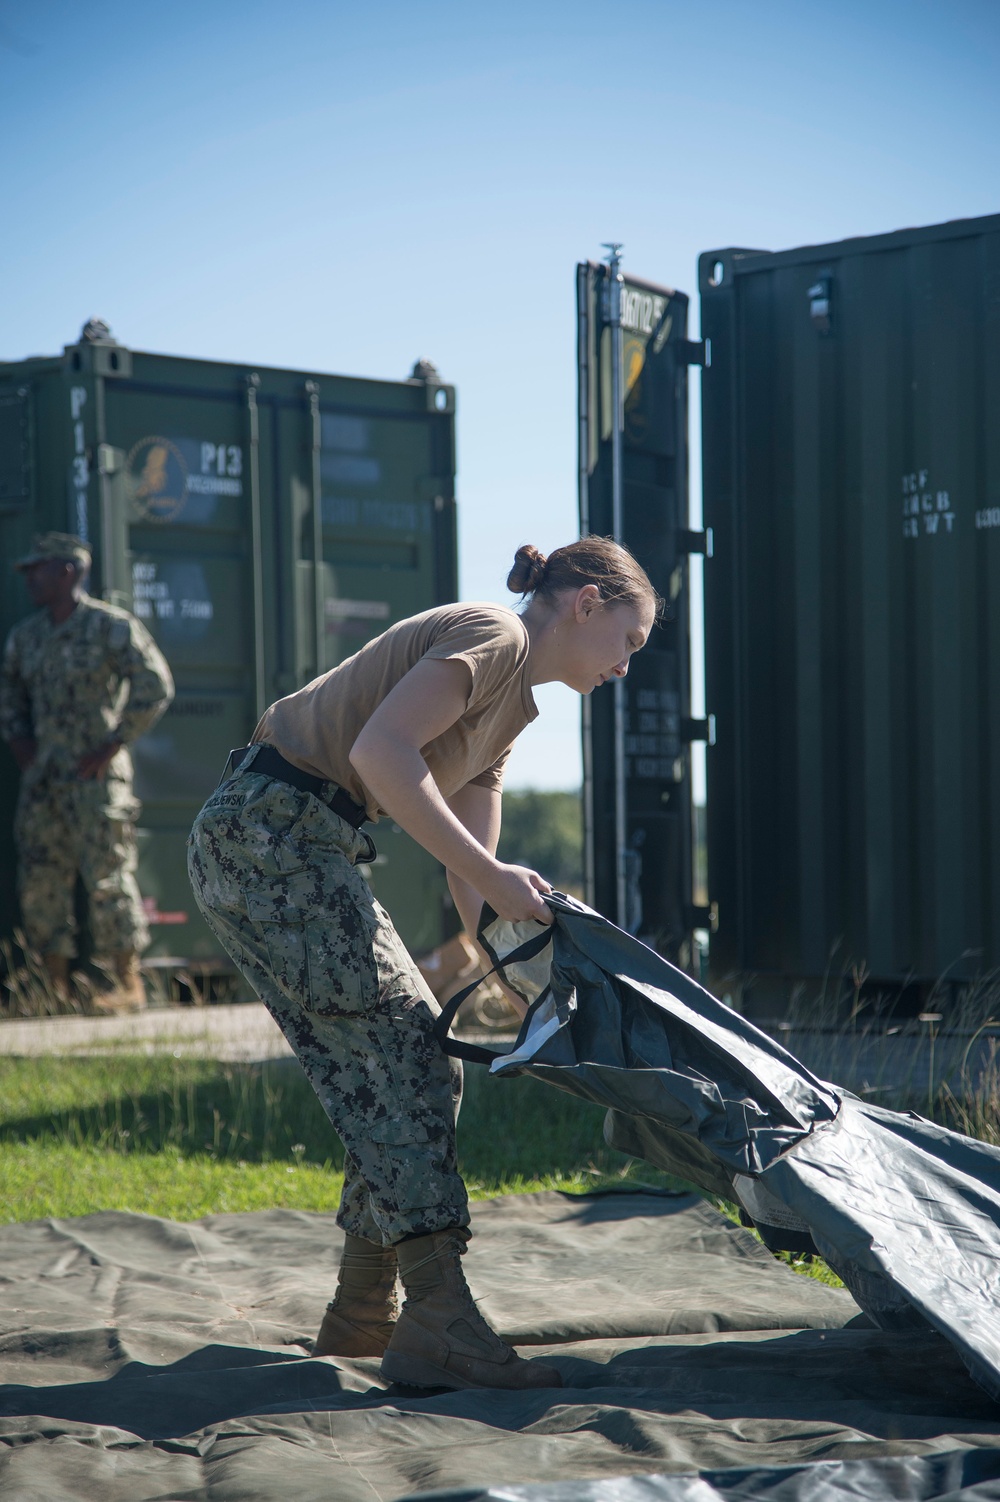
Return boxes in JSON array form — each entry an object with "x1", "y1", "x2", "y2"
[{"x1": 16, "y1": 532, "x2": 92, "y2": 571}]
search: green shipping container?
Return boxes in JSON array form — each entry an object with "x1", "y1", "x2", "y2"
[
  {"x1": 0, "y1": 327, "x2": 458, "y2": 968},
  {"x1": 700, "y1": 212, "x2": 1000, "y2": 1001}
]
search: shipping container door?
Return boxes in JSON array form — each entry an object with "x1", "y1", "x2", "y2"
[
  {"x1": 104, "y1": 378, "x2": 266, "y2": 959},
  {"x1": 321, "y1": 402, "x2": 456, "y2": 955},
  {"x1": 700, "y1": 214, "x2": 1000, "y2": 995},
  {"x1": 577, "y1": 263, "x2": 706, "y2": 965},
  {"x1": 273, "y1": 388, "x2": 457, "y2": 958}
]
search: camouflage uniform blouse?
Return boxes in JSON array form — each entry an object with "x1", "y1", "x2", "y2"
[{"x1": 0, "y1": 595, "x2": 175, "y2": 776}]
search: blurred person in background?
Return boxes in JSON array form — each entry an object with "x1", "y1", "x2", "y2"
[{"x1": 0, "y1": 532, "x2": 174, "y2": 1011}]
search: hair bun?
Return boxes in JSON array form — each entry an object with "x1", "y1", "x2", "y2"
[{"x1": 506, "y1": 544, "x2": 548, "y2": 595}]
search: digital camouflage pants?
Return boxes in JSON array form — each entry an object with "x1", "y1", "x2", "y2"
[
  {"x1": 187, "y1": 757, "x2": 468, "y2": 1245},
  {"x1": 16, "y1": 766, "x2": 149, "y2": 959}
]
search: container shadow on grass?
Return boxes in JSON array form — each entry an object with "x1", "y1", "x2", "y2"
[
  {"x1": 0, "y1": 1058, "x2": 343, "y2": 1167},
  {"x1": 0, "y1": 1055, "x2": 668, "y2": 1189}
]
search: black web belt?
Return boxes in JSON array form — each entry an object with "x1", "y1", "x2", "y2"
[{"x1": 226, "y1": 744, "x2": 370, "y2": 829}]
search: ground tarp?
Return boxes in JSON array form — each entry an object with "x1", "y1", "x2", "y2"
[{"x1": 2, "y1": 1190, "x2": 1000, "y2": 1501}]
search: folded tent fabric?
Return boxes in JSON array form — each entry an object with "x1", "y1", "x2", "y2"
[
  {"x1": 438, "y1": 892, "x2": 1000, "y2": 1401},
  {"x1": 401, "y1": 1450, "x2": 1000, "y2": 1502}
]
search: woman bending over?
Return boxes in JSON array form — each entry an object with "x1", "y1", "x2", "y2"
[{"x1": 187, "y1": 536, "x2": 658, "y2": 1391}]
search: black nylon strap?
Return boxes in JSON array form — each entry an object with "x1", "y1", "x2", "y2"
[{"x1": 432, "y1": 921, "x2": 555, "y2": 1065}]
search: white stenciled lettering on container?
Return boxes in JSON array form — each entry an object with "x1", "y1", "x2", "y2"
[
  {"x1": 325, "y1": 597, "x2": 390, "y2": 637},
  {"x1": 621, "y1": 286, "x2": 668, "y2": 337},
  {"x1": 131, "y1": 561, "x2": 213, "y2": 622},
  {"x1": 69, "y1": 386, "x2": 89, "y2": 539},
  {"x1": 188, "y1": 442, "x2": 244, "y2": 496},
  {"x1": 624, "y1": 688, "x2": 681, "y2": 779},
  {"x1": 901, "y1": 469, "x2": 954, "y2": 539}
]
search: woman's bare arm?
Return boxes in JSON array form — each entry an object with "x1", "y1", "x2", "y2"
[
  {"x1": 349, "y1": 658, "x2": 552, "y2": 924},
  {"x1": 445, "y1": 781, "x2": 534, "y2": 1017},
  {"x1": 444, "y1": 782, "x2": 502, "y2": 939}
]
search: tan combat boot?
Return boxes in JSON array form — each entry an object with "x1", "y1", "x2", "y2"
[
  {"x1": 314, "y1": 1236, "x2": 399, "y2": 1358},
  {"x1": 92, "y1": 951, "x2": 147, "y2": 1015},
  {"x1": 380, "y1": 1229, "x2": 562, "y2": 1391},
  {"x1": 42, "y1": 953, "x2": 71, "y2": 1006}
]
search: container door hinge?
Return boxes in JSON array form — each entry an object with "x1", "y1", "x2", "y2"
[
  {"x1": 678, "y1": 527, "x2": 713, "y2": 558},
  {"x1": 682, "y1": 714, "x2": 716, "y2": 746},
  {"x1": 97, "y1": 444, "x2": 124, "y2": 475},
  {"x1": 678, "y1": 338, "x2": 710, "y2": 367},
  {"x1": 686, "y1": 902, "x2": 718, "y2": 933}
]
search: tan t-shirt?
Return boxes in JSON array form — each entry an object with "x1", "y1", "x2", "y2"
[{"x1": 252, "y1": 603, "x2": 537, "y2": 820}]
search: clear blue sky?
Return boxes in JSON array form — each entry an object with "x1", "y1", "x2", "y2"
[{"x1": 3, "y1": 0, "x2": 997, "y2": 788}]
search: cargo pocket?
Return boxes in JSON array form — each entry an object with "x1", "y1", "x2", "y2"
[
  {"x1": 369, "y1": 1118, "x2": 440, "y2": 1213},
  {"x1": 244, "y1": 875, "x2": 379, "y2": 1017}
]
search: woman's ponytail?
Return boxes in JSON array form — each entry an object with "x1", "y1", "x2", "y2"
[
  {"x1": 506, "y1": 536, "x2": 662, "y2": 620},
  {"x1": 506, "y1": 544, "x2": 548, "y2": 595}
]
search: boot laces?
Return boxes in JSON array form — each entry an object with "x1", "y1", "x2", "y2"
[
  {"x1": 341, "y1": 1247, "x2": 394, "y2": 1268},
  {"x1": 396, "y1": 1236, "x2": 463, "y2": 1278},
  {"x1": 402, "y1": 1237, "x2": 508, "y2": 1351}
]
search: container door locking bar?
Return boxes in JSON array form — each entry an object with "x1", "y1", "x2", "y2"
[
  {"x1": 682, "y1": 715, "x2": 717, "y2": 746},
  {"x1": 678, "y1": 338, "x2": 710, "y2": 367},
  {"x1": 678, "y1": 528, "x2": 713, "y2": 557},
  {"x1": 686, "y1": 902, "x2": 719, "y2": 933}
]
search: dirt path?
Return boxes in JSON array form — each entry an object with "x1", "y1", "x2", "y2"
[{"x1": 0, "y1": 1003, "x2": 294, "y2": 1062}]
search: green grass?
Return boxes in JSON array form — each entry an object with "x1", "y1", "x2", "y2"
[
  {"x1": 0, "y1": 1054, "x2": 681, "y2": 1217},
  {"x1": 0, "y1": 1053, "x2": 841, "y2": 1284},
  {"x1": 0, "y1": 1140, "x2": 344, "y2": 1219}
]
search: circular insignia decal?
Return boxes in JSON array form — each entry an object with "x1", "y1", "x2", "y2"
[{"x1": 125, "y1": 436, "x2": 188, "y2": 522}]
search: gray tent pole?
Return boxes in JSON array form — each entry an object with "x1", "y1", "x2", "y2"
[{"x1": 603, "y1": 243, "x2": 627, "y2": 928}]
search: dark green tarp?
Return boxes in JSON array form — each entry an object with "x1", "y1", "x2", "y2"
[{"x1": 2, "y1": 1190, "x2": 999, "y2": 1501}]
